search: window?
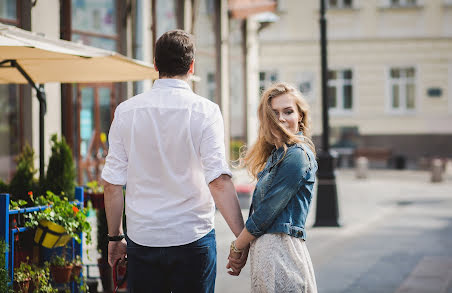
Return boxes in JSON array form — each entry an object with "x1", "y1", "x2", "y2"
[
  {"x1": 0, "y1": 0, "x2": 17, "y2": 25},
  {"x1": 71, "y1": 0, "x2": 118, "y2": 51},
  {"x1": 259, "y1": 71, "x2": 278, "y2": 95},
  {"x1": 390, "y1": 0, "x2": 417, "y2": 7},
  {"x1": 156, "y1": 0, "x2": 180, "y2": 39},
  {"x1": 328, "y1": 0, "x2": 353, "y2": 9},
  {"x1": 388, "y1": 67, "x2": 416, "y2": 112},
  {"x1": 327, "y1": 69, "x2": 353, "y2": 112}
]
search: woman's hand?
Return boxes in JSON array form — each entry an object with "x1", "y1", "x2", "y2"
[{"x1": 226, "y1": 244, "x2": 249, "y2": 276}]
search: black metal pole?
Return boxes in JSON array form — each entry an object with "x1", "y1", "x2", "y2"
[
  {"x1": 313, "y1": 0, "x2": 340, "y2": 227},
  {"x1": 320, "y1": 0, "x2": 329, "y2": 153},
  {"x1": 5, "y1": 60, "x2": 47, "y2": 181},
  {"x1": 38, "y1": 85, "x2": 47, "y2": 183}
]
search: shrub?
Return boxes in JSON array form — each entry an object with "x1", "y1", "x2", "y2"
[
  {"x1": 230, "y1": 139, "x2": 245, "y2": 161},
  {"x1": 0, "y1": 240, "x2": 12, "y2": 293},
  {"x1": 8, "y1": 144, "x2": 39, "y2": 203},
  {"x1": 0, "y1": 178, "x2": 8, "y2": 194},
  {"x1": 43, "y1": 134, "x2": 76, "y2": 201}
]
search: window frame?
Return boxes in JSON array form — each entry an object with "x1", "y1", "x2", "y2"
[
  {"x1": 259, "y1": 70, "x2": 279, "y2": 96},
  {"x1": 70, "y1": 0, "x2": 120, "y2": 51},
  {"x1": 328, "y1": 0, "x2": 354, "y2": 9},
  {"x1": 389, "y1": 0, "x2": 418, "y2": 8},
  {"x1": 327, "y1": 68, "x2": 355, "y2": 115},
  {"x1": 385, "y1": 66, "x2": 419, "y2": 114}
]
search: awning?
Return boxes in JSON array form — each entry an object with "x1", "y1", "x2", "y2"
[
  {"x1": 0, "y1": 23, "x2": 158, "y2": 84},
  {"x1": 0, "y1": 23, "x2": 158, "y2": 179}
]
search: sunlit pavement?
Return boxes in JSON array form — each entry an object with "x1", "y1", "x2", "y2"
[
  {"x1": 214, "y1": 169, "x2": 452, "y2": 293},
  {"x1": 85, "y1": 169, "x2": 452, "y2": 292}
]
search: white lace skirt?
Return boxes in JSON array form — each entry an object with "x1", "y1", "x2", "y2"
[{"x1": 250, "y1": 233, "x2": 318, "y2": 293}]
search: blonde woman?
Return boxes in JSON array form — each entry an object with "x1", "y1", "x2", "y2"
[{"x1": 227, "y1": 82, "x2": 318, "y2": 293}]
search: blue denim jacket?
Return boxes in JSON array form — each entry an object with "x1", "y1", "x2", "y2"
[{"x1": 245, "y1": 141, "x2": 317, "y2": 240}]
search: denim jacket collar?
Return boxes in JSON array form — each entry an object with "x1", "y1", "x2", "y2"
[{"x1": 270, "y1": 131, "x2": 305, "y2": 157}]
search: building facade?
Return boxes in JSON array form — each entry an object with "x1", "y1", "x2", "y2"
[
  {"x1": 226, "y1": 0, "x2": 452, "y2": 167},
  {"x1": 0, "y1": 0, "x2": 191, "y2": 183}
]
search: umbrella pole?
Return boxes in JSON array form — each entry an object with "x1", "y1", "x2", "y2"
[{"x1": 6, "y1": 60, "x2": 47, "y2": 181}]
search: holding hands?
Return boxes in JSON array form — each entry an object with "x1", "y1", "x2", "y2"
[{"x1": 226, "y1": 240, "x2": 249, "y2": 276}]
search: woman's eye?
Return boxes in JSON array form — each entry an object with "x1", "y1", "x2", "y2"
[{"x1": 285, "y1": 110, "x2": 293, "y2": 115}]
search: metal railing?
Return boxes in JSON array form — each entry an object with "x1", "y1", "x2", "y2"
[{"x1": 0, "y1": 187, "x2": 84, "y2": 292}]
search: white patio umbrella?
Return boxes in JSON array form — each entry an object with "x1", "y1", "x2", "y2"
[{"x1": 0, "y1": 23, "x2": 158, "y2": 178}]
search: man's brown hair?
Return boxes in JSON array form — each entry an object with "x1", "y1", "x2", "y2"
[{"x1": 155, "y1": 30, "x2": 195, "y2": 77}]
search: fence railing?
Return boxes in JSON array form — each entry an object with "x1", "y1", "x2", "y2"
[{"x1": 0, "y1": 187, "x2": 84, "y2": 292}]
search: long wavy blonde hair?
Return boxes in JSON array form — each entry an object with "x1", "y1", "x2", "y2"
[{"x1": 242, "y1": 82, "x2": 316, "y2": 179}]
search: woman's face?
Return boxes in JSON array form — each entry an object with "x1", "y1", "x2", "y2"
[{"x1": 270, "y1": 93, "x2": 301, "y2": 135}]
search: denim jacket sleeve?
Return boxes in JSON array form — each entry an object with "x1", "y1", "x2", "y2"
[{"x1": 245, "y1": 146, "x2": 310, "y2": 237}]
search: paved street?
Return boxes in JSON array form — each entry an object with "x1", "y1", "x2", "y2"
[
  {"x1": 214, "y1": 169, "x2": 452, "y2": 293},
  {"x1": 85, "y1": 169, "x2": 452, "y2": 292}
]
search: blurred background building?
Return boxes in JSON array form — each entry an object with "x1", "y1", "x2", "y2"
[{"x1": 1, "y1": 0, "x2": 451, "y2": 184}]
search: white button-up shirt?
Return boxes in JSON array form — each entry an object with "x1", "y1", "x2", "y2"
[{"x1": 101, "y1": 79, "x2": 231, "y2": 247}]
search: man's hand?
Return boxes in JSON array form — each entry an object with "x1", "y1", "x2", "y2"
[
  {"x1": 108, "y1": 239, "x2": 127, "y2": 267},
  {"x1": 226, "y1": 245, "x2": 249, "y2": 276}
]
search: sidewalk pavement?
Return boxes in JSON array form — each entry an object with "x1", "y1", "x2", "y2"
[
  {"x1": 86, "y1": 169, "x2": 452, "y2": 293},
  {"x1": 213, "y1": 169, "x2": 452, "y2": 293}
]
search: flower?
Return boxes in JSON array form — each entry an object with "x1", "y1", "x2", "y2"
[{"x1": 24, "y1": 191, "x2": 92, "y2": 245}]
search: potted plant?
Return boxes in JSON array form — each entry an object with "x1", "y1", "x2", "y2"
[
  {"x1": 29, "y1": 262, "x2": 57, "y2": 293},
  {"x1": 14, "y1": 261, "x2": 32, "y2": 293},
  {"x1": 24, "y1": 191, "x2": 92, "y2": 248},
  {"x1": 70, "y1": 255, "x2": 82, "y2": 282},
  {"x1": 49, "y1": 255, "x2": 73, "y2": 284},
  {"x1": 42, "y1": 134, "x2": 76, "y2": 201},
  {"x1": 85, "y1": 180, "x2": 104, "y2": 209},
  {"x1": 70, "y1": 256, "x2": 88, "y2": 293}
]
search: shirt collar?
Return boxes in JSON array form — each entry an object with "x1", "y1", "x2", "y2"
[{"x1": 153, "y1": 78, "x2": 192, "y2": 91}]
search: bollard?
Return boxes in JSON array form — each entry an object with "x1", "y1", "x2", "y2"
[
  {"x1": 355, "y1": 156, "x2": 368, "y2": 179},
  {"x1": 444, "y1": 160, "x2": 452, "y2": 180},
  {"x1": 431, "y1": 159, "x2": 443, "y2": 183}
]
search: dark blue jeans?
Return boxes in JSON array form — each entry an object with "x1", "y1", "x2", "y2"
[{"x1": 126, "y1": 229, "x2": 216, "y2": 293}]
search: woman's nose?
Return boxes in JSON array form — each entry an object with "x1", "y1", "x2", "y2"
[{"x1": 278, "y1": 114, "x2": 285, "y2": 122}]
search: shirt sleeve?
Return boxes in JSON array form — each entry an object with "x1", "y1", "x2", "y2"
[
  {"x1": 200, "y1": 105, "x2": 232, "y2": 185},
  {"x1": 245, "y1": 147, "x2": 308, "y2": 237},
  {"x1": 101, "y1": 108, "x2": 128, "y2": 185}
]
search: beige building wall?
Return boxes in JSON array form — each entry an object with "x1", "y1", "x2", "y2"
[
  {"x1": 259, "y1": 0, "x2": 452, "y2": 138},
  {"x1": 31, "y1": 0, "x2": 62, "y2": 175}
]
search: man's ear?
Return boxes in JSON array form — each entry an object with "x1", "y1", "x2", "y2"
[
  {"x1": 188, "y1": 59, "x2": 195, "y2": 74},
  {"x1": 153, "y1": 58, "x2": 158, "y2": 72}
]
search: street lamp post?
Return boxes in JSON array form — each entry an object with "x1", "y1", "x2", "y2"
[{"x1": 313, "y1": 0, "x2": 340, "y2": 227}]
